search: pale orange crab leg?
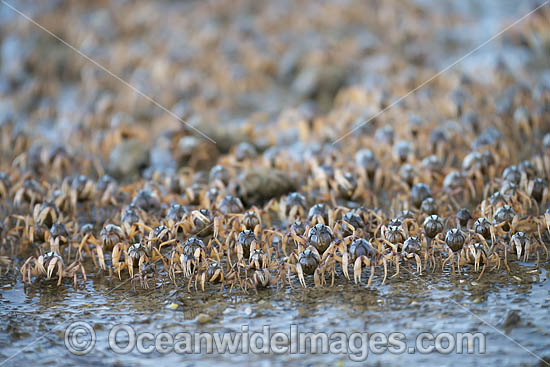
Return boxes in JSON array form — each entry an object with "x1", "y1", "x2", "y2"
[
  {"x1": 313, "y1": 268, "x2": 322, "y2": 287},
  {"x1": 442, "y1": 250, "x2": 454, "y2": 271},
  {"x1": 152, "y1": 248, "x2": 169, "y2": 269},
  {"x1": 134, "y1": 222, "x2": 154, "y2": 232},
  {"x1": 127, "y1": 257, "x2": 134, "y2": 279},
  {"x1": 414, "y1": 254, "x2": 422, "y2": 275},
  {"x1": 158, "y1": 239, "x2": 177, "y2": 252},
  {"x1": 476, "y1": 264, "x2": 486, "y2": 281},
  {"x1": 381, "y1": 258, "x2": 387, "y2": 284},
  {"x1": 392, "y1": 255, "x2": 400, "y2": 278},
  {"x1": 367, "y1": 265, "x2": 375, "y2": 288},
  {"x1": 201, "y1": 272, "x2": 207, "y2": 291}
]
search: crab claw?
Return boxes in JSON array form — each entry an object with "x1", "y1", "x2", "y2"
[
  {"x1": 342, "y1": 253, "x2": 349, "y2": 280},
  {"x1": 201, "y1": 272, "x2": 207, "y2": 291},
  {"x1": 112, "y1": 245, "x2": 123, "y2": 275},
  {"x1": 97, "y1": 246, "x2": 106, "y2": 270},
  {"x1": 515, "y1": 242, "x2": 523, "y2": 261},
  {"x1": 214, "y1": 216, "x2": 222, "y2": 239},
  {"x1": 473, "y1": 250, "x2": 481, "y2": 272},
  {"x1": 180, "y1": 254, "x2": 192, "y2": 277},
  {"x1": 353, "y1": 256, "x2": 363, "y2": 284},
  {"x1": 47, "y1": 257, "x2": 58, "y2": 279},
  {"x1": 80, "y1": 264, "x2": 87, "y2": 281},
  {"x1": 36, "y1": 256, "x2": 46, "y2": 275},
  {"x1": 194, "y1": 247, "x2": 202, "y2": 263},
  {"x1": 296, "y1": 263, "x2": 306, "y2": 287},
  {"x1": 314, "y1": 268, "x2": 322, "y2": 287}
]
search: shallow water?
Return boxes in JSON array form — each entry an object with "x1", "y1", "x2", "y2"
[
  {"x1": 2, "y1": 261, "x2": 550, "y2": 366},
  {"x1": 1, "y1": 0, "x2": 550, "y2": 366}
]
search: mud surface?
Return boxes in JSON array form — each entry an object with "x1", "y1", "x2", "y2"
[
  {"x1": 1, "y1": 0, "x2": 550, "y2": 366},
  {"x1": 1, "y1": 262, "x2": 550, "y2": 366}
]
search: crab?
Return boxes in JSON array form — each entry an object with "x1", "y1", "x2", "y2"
[
  {"x1": 77, "y1": 223, "x2": 119, "y2": 271},
  {"x1": 527, "y1": 177, "x2": 549, "y2": 209},
  {"x1": 122, "y1": 242, "x2": 165, "y2": 280},
  {"x1": 307, "y1": 223, "x2": 334, "y2": 254},
  {"x1": 33, "y1": 201, "x2": 59, "y2": 227},
  {"x1": 184, "y1": 183, "x2": 205, "y2": 206},
  {"x1": 100, "y1": 224, "x2": 124, "y2": 249},
  {"x1": 396, "y1": 236, "x2": 423, "y2": 276},
  {"x1": 13, "y1": 178, "x2": 45, "y2": 208},
  {"x1": 455, "y1": 208, "x2": 472, "y2": 229},
  {"x1": 175, "y1": 209, "x2": 215, "y2": 238},
  {"x1": 463, "y1": 241, "x2": 501, "y2": 280},
  {"x1": 148, "y1": 225, "x2": 174, "y2": 251},
  {"x1": 11, "y1": 213, "x2": 48, "y2": 246},
  {"x1": 393, "y1": 140, "x2": 414, "y2": 164},
  {"x1": 203, "y1": 187, "x2": 222, "y2": 208},
  {"x1": 66, "y1": 175, "x2": 96, "y2": 209},
  {"x1": 420, "y1": 197, "x2": 438, "y2": 215},
  {"x1": 97, "y1": 175, "x2": 119, "y2": 206},
  {"x1": 209, "y1": 165, "x2": 231, "y2": 188},
  {"x1": 311, "y1": 239, "x2": 349, "y2": 287},
  {"x1": 43, "y1": 145, "x2": 73, "y2": 179},
  {"x1": 343, "y1": 238, "x2": 389, "y2": 287},
  {"x1": 334, "y1": 212, "x2": 365, "y2": 237},
  {"x1": 245, "y1": 269, "x2": 274, "y2": 290},
  {"x1": 166, "y1": 203, "x2": 187, "y2": 227},
  {"x1": 230, "y1": 229, "x2": 258, "y2": 264},
  {"x1": 177, "y1": 237, "x2": 207, "y2": 278},
  {"x1": 0, "y1": 256, "x2": 13, "y2": 274},
  {"x1": 225, "y1": 207, "x2": 263, "y2": 236},
  {"x1": 509, "y1": 231, "x2": 548, "y2": 263},
  {"x1": 440, "y1": 228, "x2": 466, "y2": 275},
  {"x1": 241, "y1": 209, "x2": 262, "y2": 233},
  {"x1": 50, "y1": 189, "x2": 72, "y2": 213},
  {"x1": 282, "y1": 246, "x2": 321, "y2": 288},
  {"x1": 20, "y1": 252, "x2": 86, "y2": 287},
  {"x1": 0, "y1": 172, "x2": 11, "y2": 199},
  {"x1": 218, "y1": 195, "x2": 244, "y2": 215},
  {"x1": 307, "y1": 203, "x2": 331, "y2": 226},
  {"x1": 75, "y1": 224, "x2": 102, "y2": 268},
  {"x1": 354, "y1": 149, "x2": 389, "y2": 190},
  {"x1": 410, "y1": 183, "x2": 432, "y2": 208},
  {"x1": 197, "y1": 257, "x2": 240, "y2": 292},
  {"x1": 381, "y1": 220, "x2": 406, "y2": 246},
  {"x1": 442, "y1": 170, "x2": 478, "y2": 205},
  {"x1": 48, "y1": 222, "x2": 70, "y2": 254},
  {"x1": 120, "y1": 204, "x2": 146, "y2": 238},
  {"x1": 199, "y1": 261, "x2": 225, "y2": 291},
  {"x1": 356, "y1": 207, "x2": 385, "y2": 238},
  {"x1": 331, "y1": 171, "x2": 358, "y2": 200},
  {"x1": 248, "y1": 247, "x2": 269, "y2": 271},
  {"x1": 423, "y1": 215, "x2": 444, "y2": 240},
  {"x1": 132, "y1": 261, "x2": 157, "y2": 290},
  {"x1": 280, "y1": 220, "x2": 307, "y2": 256},
  {"x1": 280, "y1": 192, "x2": 307, "y2": 223},
  {"x1": 473, "y1": 217, "x2": 493, "y2": 242}
]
